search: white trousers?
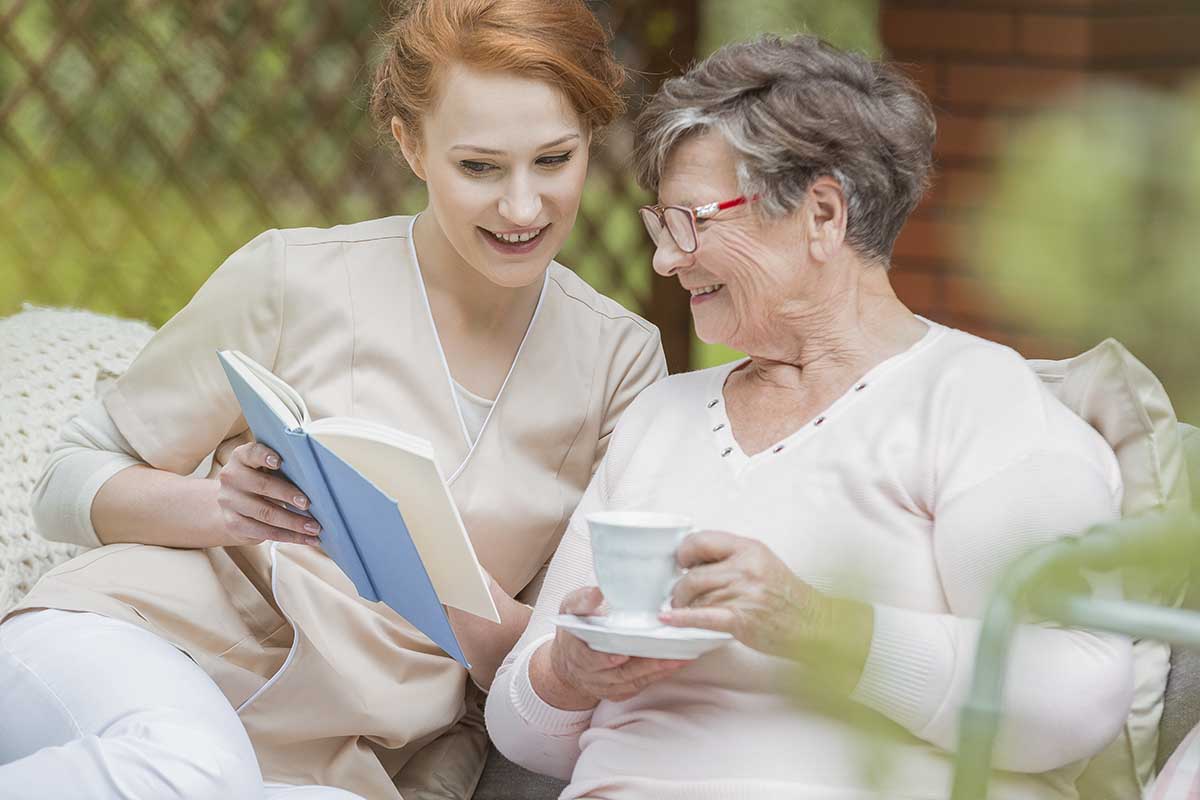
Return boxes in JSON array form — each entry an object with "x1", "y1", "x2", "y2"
[{"x1": 0, "y1": 609, "x2": 366, "y2": 800}]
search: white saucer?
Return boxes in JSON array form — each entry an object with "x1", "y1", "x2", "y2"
[{"x1": 551, "y1": 614, "x2": 733, "y2": 660}]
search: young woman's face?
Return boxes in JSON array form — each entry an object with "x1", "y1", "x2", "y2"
[{"x1": 400, "y1": 64, "x2": 590, "y2": 288}]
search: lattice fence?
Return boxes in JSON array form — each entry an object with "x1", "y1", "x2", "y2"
[{"x1": 0, "y1": 0, "x2": 700, "y2": 368}]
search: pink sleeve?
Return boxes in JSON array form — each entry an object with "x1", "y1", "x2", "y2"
[{"x1": 851, "y1": 449, "x2": 1133, "y2": 773}]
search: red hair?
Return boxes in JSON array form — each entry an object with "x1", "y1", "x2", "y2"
[{"x1": 370, "y1": 0, "x2": 626, "y2": 145}]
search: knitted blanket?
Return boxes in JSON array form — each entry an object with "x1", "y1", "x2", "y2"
[{"x1": 0, "y1": 305, "x2": 154, "y2": 613}]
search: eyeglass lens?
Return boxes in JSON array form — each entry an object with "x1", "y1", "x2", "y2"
[
  {"x1": 639, "y1": 207, "x2": 698, "y2": 253},
  {"x1": 663, "y1": 207, "x2": 697, "y2": 253},
  {"x1": 639, "y1": 207, "x2": 666, "y2": 247}
]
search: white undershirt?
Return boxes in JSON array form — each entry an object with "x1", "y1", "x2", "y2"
[{"x1": 451, "y1": 379, "x2": 495, "y2": 447}]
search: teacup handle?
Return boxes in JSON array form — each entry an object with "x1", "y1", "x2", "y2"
[{"x1": 663, "y1": 526, "x2": 698, "y2": 608}]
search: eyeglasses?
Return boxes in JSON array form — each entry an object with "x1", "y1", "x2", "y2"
[{"x1": 638, "y1": 195, "x2": 754, "y2": 254}]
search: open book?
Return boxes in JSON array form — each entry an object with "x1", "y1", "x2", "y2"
[{"x1": 217, "y1": 350, "x2": 499, "y2": 669}]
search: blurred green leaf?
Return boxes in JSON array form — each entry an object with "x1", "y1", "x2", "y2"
[{"x1": 971, "y1": 82, "x2": 1200, "y2": 421}]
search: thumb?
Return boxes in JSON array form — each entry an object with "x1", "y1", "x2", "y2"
[{"x1": 560, "y1": 586, "x2": 604, "y2": 616}]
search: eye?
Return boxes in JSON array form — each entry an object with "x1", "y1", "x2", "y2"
[
  {"x1": 536, "y1": 151, "x2": 573, "y2": 168},
  {"x1": 459, "y1": 160, "x2": 495, "y2": 175}
]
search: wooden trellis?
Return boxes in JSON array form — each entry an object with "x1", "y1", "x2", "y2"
[{"x1": 0, "y1": 0, "x2": 699, "y2": 369}]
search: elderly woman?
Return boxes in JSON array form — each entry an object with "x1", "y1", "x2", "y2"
[{"x1": 485, "y1": 34, "x2": 1133, "y2": 800}]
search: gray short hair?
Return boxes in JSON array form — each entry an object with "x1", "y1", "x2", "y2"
[{"x1": 634, "y1": 34, "x2": 936, "y2": 264}]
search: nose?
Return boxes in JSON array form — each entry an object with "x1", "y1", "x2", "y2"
[
  {"x1": 498, "y1": 173, "x2": 543, "y2": 228},
  {"x1": 651, "y1": 236, "x2": 692, "y2": 277}
]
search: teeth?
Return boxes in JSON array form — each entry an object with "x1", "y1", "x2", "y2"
[
  {"x1": 493, "y1": 228, "x2": 542, "y2": 244},
  {"x1": 689, "y1": 284, "x2": 723, "y2": 297}
]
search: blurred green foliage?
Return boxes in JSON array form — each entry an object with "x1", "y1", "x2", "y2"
[
  {"x1": 0, "y1": 1, "x2": 407, "y2": 322},
  {"x1": 971, "y1": 82, "x2": 1200, "y2": 421},
  {"x1": 701, "y1": 0, "x2": 881, "y2": 58}
]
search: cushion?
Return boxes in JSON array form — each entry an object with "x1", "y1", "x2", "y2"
[
  {"x1": 1183, "y1": 424, "x2": 1200, "y2": 513},
  {"x1": 0, "y1": 305, "x2": 154, "y2": 614},
  {"x1": 394, "y1": 684, "x2": 491, "y2": 800},
  {"x1": 1161, "y1": 644, "x2": 1200, "y2": 773},
  {"x1": 1149, "y1": 720, "x2": 1200, "y2": 800},
  {"x1": 1029, "y1": 338, "x2": 1192, "y2": 800},
  {"x1": 1156, "y1": 424, "x2": 1200, "y2": 772},
  {"x1": 473, "y1": 746, "x2": 568, "y2": 800},
  {"x1": 1030, "y1": 338, "x2": 1192, "y2": 518}
]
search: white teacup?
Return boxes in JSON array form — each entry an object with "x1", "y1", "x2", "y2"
[{"x1": 586, "y1": 510, "x2": 692, "y2": 630}]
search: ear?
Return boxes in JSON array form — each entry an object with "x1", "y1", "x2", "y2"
[
  {"x1": 803, "y1": 175, "x2": 848, "y2": 264},
  {"x1": 392, "y1": 116, "x2": 427, "y2": 182}
]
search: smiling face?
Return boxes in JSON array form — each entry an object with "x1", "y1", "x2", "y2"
[
  {"x1": 651, "y1": 131, "x2": 808, "y2": 352},
  {"x1": 651, "y1": 131, "x2": 853, "y2": 357},
  {"x1": 396, "y1": 64, "x2": 590, "y2": 289}
]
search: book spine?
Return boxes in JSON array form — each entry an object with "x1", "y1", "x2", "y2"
[{"x1": 300, "y1": 433, "x2": 380, "y2": 603}]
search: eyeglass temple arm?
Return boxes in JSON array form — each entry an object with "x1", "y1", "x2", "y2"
[{"x1": 695, "y1": 196, "x2": 750, "y2": 219}]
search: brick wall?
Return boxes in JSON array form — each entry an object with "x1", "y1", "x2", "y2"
[{"x1": 880, "y1": 0, "x2": 1200, "y2": 357}]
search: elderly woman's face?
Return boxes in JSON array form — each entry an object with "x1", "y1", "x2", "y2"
[{"x1": 653, "y1": 132, "x2": 807, "y2": 352}]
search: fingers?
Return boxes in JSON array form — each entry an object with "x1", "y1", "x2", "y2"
[
  {"x1": 217, "y1": 444, "x2": 320, "y2": 547},
  {"x1": 557, "y1": 619, "x2": 685, "y2": 678},
  {"x1": 676, "y1": 530, "x2": 743, "y2": 569},
  {"x1": 670, "y1": 563, "x2": 732, "y2": 609},
  {"x1": 609, "y1": 657, "x2": 688, "y2": 685},
  {"x1": 557, "y1": 630, "x2": 628, "y2": 670},
  {"x1": 659, "y1": 605, "x2": 736, "y2": 633},
  {"x1": 560, "y1": 586, "x2": 605, "y2": 616},
  {"x1": 220, "y1": 487, "x2": 321, "y2": 536},
  {"x1": 236, "y1": 441, "x2": 281, "y2": 470},
  {"x1": 557, "y1": 629, "x2": 686, "y2": 698},
  {"x1": 225, "y1": 444, "x2": 310, "y2": 510},
  {"x1": 602, "y1": 659, "x2": 689, "y2": 701},
  {"x1": 218, "y1": 505, "x2": 321, "y2": 546}
]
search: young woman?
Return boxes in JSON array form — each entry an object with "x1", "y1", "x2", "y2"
[{"x1": 0, "y1": 2, "x2": 664, "y2": 798}]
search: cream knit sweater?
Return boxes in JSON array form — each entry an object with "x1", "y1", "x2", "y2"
[{"x1": 486, "y1": 321, "x2": 1133, "y2": 800}]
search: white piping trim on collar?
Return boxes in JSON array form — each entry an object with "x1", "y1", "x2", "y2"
[{"x1": 405, "y1": 214, "x2": 549, "y2": 484}]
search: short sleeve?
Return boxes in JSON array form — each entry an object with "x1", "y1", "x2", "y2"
[
  {"x1": 102, "y1": 229, "x2": 286, "y2": 475},
  {"x1": 593, "y1": 325, "x2": 666, "y2": 471}
]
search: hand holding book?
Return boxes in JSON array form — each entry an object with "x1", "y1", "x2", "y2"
[
  {"x1": 212, "y1": 439, "x2": 325, "y2": 547},
  {"x1": 217, "y1": 350, "x2": 500, "y2": 669}
]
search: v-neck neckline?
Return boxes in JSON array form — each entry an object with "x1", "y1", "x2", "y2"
[
  {"x1": 705, "y1": 320, "x2": 943, "y2": 471},
  {"x1": 406, "y1": 215, "x2": 549, "y2": 483}
]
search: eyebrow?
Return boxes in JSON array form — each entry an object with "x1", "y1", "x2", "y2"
[{"x1": 449, "y1": 133, "x2": 580, "y2": 155}]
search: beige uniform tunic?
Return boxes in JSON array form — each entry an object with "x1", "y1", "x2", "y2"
[{"x1": 10, "y1": 215, "x2": 665, "y2": 798}]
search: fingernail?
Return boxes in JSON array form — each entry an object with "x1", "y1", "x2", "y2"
[
  {"x1": 294, "y1": 495, "x2": 308, "y2": 509},
  {"x1": 266, "y1": 455, "x2": 279, "y2": 468},
  {"x1": 304, "y1": 522, "x2": 321, "y2": 534}
]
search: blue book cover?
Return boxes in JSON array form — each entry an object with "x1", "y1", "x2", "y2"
[{"x1": 217, "y1": 350, "x2": 500, "y2": 669}]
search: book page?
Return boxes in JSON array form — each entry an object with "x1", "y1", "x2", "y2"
[
  {"x1": 308, "y1": 428, "x2": 499, "y2": 623},
  {"x1": 217, "y1": 350, "x2": 304, "y2": 430},
  {"x1": 227, "y1": 351, "x2": 310, "y2": 425},
  {"x1": 307, "y1": 417, "x2": 432, "y2": 457}
]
